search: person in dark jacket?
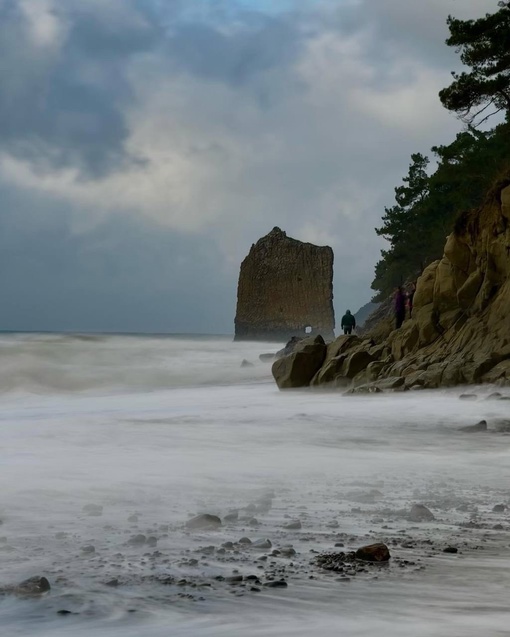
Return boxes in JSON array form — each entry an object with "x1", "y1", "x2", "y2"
[
  {"x1": 341, "y1": 309, "x2": 356, "y2": 335},
  {"x1": 394, "y1": 286, "x2": 406, "y2": 329}
]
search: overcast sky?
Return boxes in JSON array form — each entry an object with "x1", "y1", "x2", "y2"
[{"x1": 0, "y1": 0, "x2": 499, "y2": 333}]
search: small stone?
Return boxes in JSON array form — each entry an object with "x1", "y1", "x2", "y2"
[
  {"x1": 443, "y1": 547, "x2": 458, "y2": 554},
  {"x1": 264, "y1": 580, "x2": 287, "y2": 588},
  {"x1": 81, "y1": 545, "x2": 95, "y2": 554},
  {"x1": 185, "y1": 514, "x2": 222, "y2": 530},
  {"x1": 355, "y1": 543, "x2": 390, "y2": 562},
  {"x1": 459, "y1": 394, "x2": 478, "y2": 401},
  {"x1": 104, "y1": 579, "x2": 119, "y2": 587},
  {"x1": 252, "y1": 539, "x2": 272, "y2": 549},
  {"x1": 14, "y1": 576, "x2": 51, "y2": 596},
  {"x1": 241, "y1": 359, "x2": 255, "y2": 368},
  {"x1": 128, "y1": 515, "x2": 139, "y2": 523},
  {"x1": 280, "y1": 546, "x2": 296, "y2": 557},
  {"x1": 128, "y1": 534, "x2": 146, "y2": 546},
  {"x1": 493, "y1": 504, "x2": 506, "y2": 513},
  {"x1": 284, "y1": 520, "x2": 302, "y2": 530},
  {"x1": 238, "y1": 537, "x2": 252, "y2": 545},
  {"x1": 226, "y1": 575, "x2": 243, "y2": 584},
  {"x1": 224, "y1": 511, "x2": 238, "y2": 522},
  {"x1": 57, "y1": 610, "x2": 74, "y2": 616}
]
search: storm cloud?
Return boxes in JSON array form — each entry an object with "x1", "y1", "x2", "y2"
[{"x1": 0, "y1": 0, "x2": 499, "y2": 333}]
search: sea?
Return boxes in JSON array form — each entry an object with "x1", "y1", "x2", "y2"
[{"x1": 1, "y1": 332, "x2": 510, "y2": 636}]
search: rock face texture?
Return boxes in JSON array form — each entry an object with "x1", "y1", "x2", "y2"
[
  {"x1": 235, "y1": 227, "x2": 335, "y2": 341},
  {"x1": 273, "y1": 179, "x2": 510, "y2": 391}
]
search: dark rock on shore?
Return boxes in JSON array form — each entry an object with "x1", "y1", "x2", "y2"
[
  {"x1": 355, "y1": 543, "x2": 390, "y2": 562},
  {"x1": 272, "y1": 335, "x2": 326, "y2": 389},
  {"x1": 14, "y1": 576, "x2": 51, "y2": 596}
]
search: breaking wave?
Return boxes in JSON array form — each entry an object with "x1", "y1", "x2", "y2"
[{"x1": 0, "y1": 333, "x2": 275, "y2": 394}]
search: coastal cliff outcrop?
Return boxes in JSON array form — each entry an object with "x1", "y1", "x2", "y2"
[
  {"x1": 273, "y1": 179, "x2": 510, "y2": 390},
  {"x1": 235, "y1": 227, "x2": 335, "y2": 341}
]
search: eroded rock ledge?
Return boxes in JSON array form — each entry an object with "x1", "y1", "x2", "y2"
[{"x1": 273, "y1": 180, "x2": 510, "y2": 391}]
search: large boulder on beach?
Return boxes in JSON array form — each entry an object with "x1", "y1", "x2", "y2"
[{"x1": 272, "y1": 335, "x2": 326, "y2": 389}]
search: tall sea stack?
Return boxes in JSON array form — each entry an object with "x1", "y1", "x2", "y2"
[{"x1": 234, "y1": 227, "x2": 335, "y2": 341}]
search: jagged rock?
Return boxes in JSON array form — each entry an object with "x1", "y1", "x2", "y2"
[
  {"x1": 413, "y1": 261, "x2": 439, "y2": 310},
  {"x1": 241, "y1": 359, "x2": 254, "y2": 368},
  {"x1": 355, "y1": 543, "x2": 390, "y2": 562},
  {"x1": 272, "y1": 335, "x2": 326, "y2": 389},
  {"x1": 341, "y1": 350, "x2": 375, "y2": 378},
  {"x1": 275, "y1": 336, "x2": 304, "y2": 358},
  {"x1": 234, "y1": 227, "x2": 335, "y2": 341},
  {"x1": 457, "y1": 269, "x2": 483, "y2": 309},
  {"x1": 409, "y1": 504, "x2": 435, "y2": 522},
  {"x1": 185, "y1": 514, "x2": 222, "y2": 530}
]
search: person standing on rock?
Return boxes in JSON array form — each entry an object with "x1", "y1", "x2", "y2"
[
  {"x1": 394, "y1": 287, "x2": 406, "y2": 329},
  {"x1": 341, "y1": 310, "x2": 356, "y2": 335}
]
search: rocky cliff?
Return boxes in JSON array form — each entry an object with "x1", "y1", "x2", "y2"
[
  {"x1": 272, "y1": 179, "x2": 510, "y2": 390},
  {"x1": 235, "y1": 227, "x2": 335, "y2": 342}
]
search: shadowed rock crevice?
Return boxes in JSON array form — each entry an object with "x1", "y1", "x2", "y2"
[{"x1": 235, "y1": 227, "x2": 335, "y2": 342}]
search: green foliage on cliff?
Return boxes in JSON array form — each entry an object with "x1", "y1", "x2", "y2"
[
  {"x1": 371, "y1": 1, "x2": 510, "y2": 301},
  {"x1": 439, "y1": 1, "x2": 510, "y2": 127}
]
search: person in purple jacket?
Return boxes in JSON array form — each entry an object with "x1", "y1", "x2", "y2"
[{"x1": 394, "y1": 286, "x2": 406, "y2": 329}]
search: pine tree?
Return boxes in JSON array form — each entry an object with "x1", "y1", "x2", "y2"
[{"x1": 439, "y1": 1, "x2": 510, "y2": 126}]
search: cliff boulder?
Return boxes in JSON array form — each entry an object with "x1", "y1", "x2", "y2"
[{"x1": 235, "y1": 227, "x2": 335, "y2": 341}]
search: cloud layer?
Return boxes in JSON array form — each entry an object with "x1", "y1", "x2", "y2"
[{"x1": 0, "y1": 0, "x2": 499, "y2": 332}]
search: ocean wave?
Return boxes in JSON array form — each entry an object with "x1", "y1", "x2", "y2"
[{"x1": 0, "y1": 333, "x2": 275, "y2": 394}]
